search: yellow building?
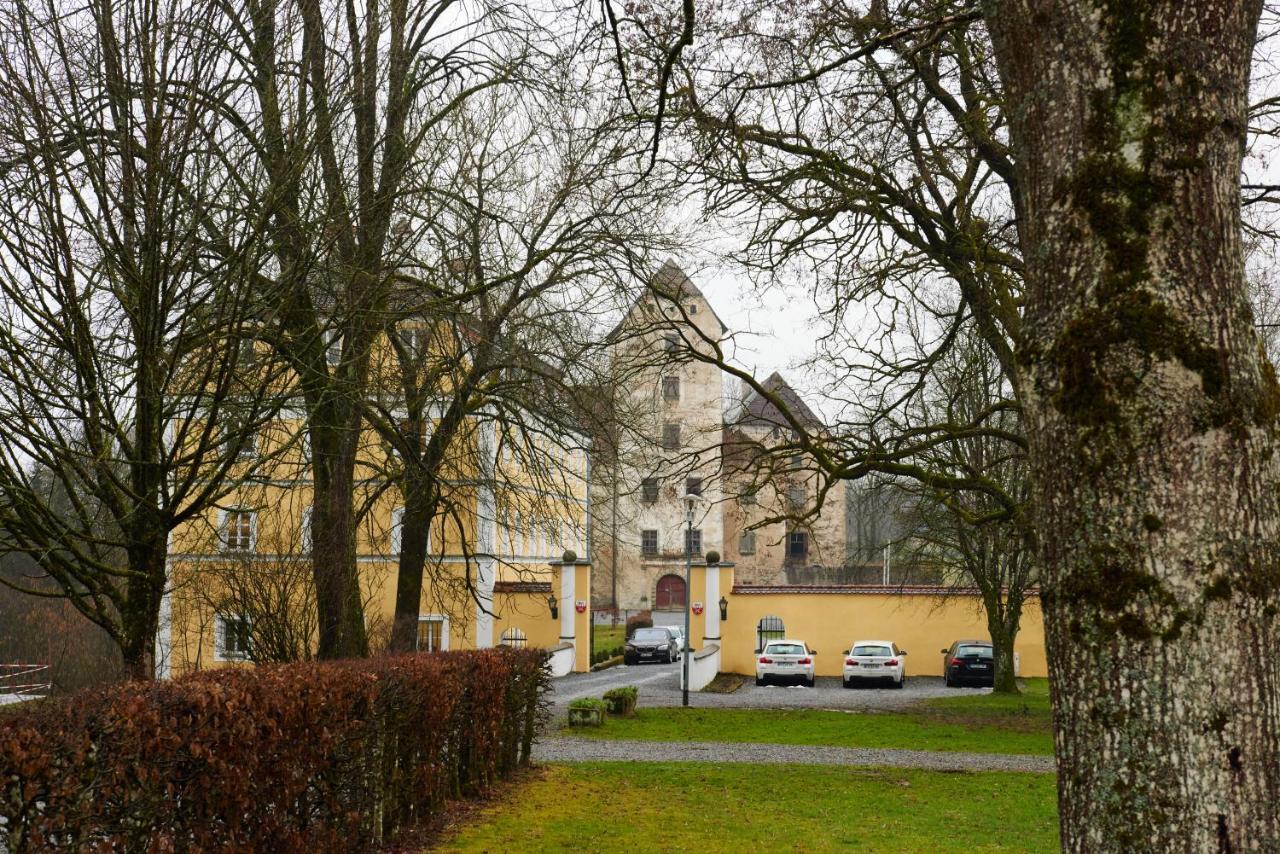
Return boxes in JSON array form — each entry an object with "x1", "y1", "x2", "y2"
[{"x1": 156, "y1": 324, "x2": 593, "y2": 677}]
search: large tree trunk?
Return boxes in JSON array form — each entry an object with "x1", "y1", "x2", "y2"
[
  {"x1": 983, "y1": 1, "x2": 1280, "y2": 848},
  {"x1": 120, "y1": 539, "x2": 166, "y2": 681},
  {"x1": 310, "y1": 417, "x2": 369, "y2": 660},
  {"x1": 984, "y1": 600, "x2": 1021, "y2": 695},
  {"x1": 389, "y1": 482, "x2": 436, "y2": 653}
]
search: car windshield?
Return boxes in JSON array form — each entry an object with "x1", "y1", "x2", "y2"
[
  {"x1": 957, "y1": 645, "x2": 993, "y2": 658},
  {"x1": 852, "y1": 645, "x2": 892, "y2": 657},
  {"x1": 765, "y1": 643, "x2": 806, "y2": 656},
  {"x1": 633, "y1": 629, "x2": 669, "y2": 642}
]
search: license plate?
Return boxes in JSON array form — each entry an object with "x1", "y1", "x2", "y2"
[
  {"x1": 776, "y1": 662, "x2": 792, "y2": 667},
  {"x1": 972, "y1": 664, "x2": 989, "y2": 669},
  {"x1": 861, "y1": 663, "x2": 878, "y2": 668}
]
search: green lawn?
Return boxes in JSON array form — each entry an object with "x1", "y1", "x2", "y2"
[
  {"x1": 561, "y1": 680, "x2": 1055, "y2": 756},
  {"x1": 436, "y1": 762, "x2": 1059, "y2": 852},
  {"x1": 592, "y1": 624, "x2": 625, "y2": 656}
]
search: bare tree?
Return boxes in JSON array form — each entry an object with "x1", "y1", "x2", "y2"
[
  {"x1": 895, "y1": 325, "x2": 1033, "y2": 694},
  {"x1": 219, "y1": 0, "x2": 533, "y2": 659},
  {"x1": 0, "y1": 0, "x2": 279, "y2": 679},
  {"x1": 368, "y1": 64, "x2": 682, "y2": 650}
]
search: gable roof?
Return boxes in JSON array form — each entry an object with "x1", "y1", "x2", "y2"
[
  {"x1": 733, "y1": 371, "x2": 823, "y2": 431},
  {"x1": 605, "y1": 259, "x2": 729, "y2": 342}
]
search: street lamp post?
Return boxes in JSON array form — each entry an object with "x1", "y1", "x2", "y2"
[{"x1": 681, "y1": 492, "x2": 699, "y2": 707}]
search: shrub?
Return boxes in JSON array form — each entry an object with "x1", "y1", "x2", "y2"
[
  {"x1": 625, "y1": 612, "x2": 653, "y2": 638},
  {"x1": 0, "y1": 648, "x2": 550, "y2": 851},
  {"x1": 602, "y1": 686, "x2": 638, "y2": 716}
]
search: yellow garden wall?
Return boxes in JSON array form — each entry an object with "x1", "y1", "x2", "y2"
[{"x1": 689, "y1": 564, "x2": 1046, "y2": 679}]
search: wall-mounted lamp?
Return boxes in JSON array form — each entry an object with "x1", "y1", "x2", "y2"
[
  {"x1": 547, "y1": 595, "x2": 558, "y2": 620},
  {"x1": 718, "y1": 596, "x2": 729, "y2": 622}
]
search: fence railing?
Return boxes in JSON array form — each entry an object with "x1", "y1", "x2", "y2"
[{"x1": 0, "y1": 663, "x2": 51, "y2": 704}]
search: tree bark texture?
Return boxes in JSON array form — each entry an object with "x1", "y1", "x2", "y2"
[
  {"x1": 310, "y1": 414, "x2": 369, "y2": 660},
  {"x1": 983, "y1": 1, "x2": 1280, "y2": 848}
]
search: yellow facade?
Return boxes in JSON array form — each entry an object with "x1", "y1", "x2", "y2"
[{"x1": 162, "y1": 325, "x2": 592, "y2": 676}]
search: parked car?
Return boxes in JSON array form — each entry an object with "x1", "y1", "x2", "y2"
[
  {"x1": 755, "y1": 639, "x2": 816, "y2": 687},
  {"x1": 843, "y1": 640, "x2": 906, "y2": 689},
  {"x1": 663, "y1": 625, "x2": 686, "y2": 660},
  {"x1": 942, "y1": 640, "x2": 995, "y2": 687},
  {"x1": 625, "y1": 627, "x2": 679, "y2": 665}
]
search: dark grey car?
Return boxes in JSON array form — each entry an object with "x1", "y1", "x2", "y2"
[{"x1": 625, "y1": 627, "x2": 678, "y2": 664}]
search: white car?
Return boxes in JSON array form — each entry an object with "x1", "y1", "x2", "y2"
[
  {"x1": 664, "y1": 626, "x2": 686, "y2": 660},
  {"x1": 843, "y1": 640, "x2": 906, "y2": 689},
  {"x1": 755, "y1": 639, "x2": 816, "y2": 687}
]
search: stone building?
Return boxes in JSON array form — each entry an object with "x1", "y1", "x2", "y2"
[
  {"x1": 589, "y1": 261, "x2": 729, "y2": 624},
  {"x1": 590, "y1": 262, "x2": 857, "y2": 616}
]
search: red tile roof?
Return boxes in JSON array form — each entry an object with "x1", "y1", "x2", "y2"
[{"x1": 730, "y1": 584, "x2": 1040, "y2": 597}]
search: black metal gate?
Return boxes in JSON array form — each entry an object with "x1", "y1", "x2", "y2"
[{"x1": 756, "y1": 616, "x2": 785, "y2": 651}]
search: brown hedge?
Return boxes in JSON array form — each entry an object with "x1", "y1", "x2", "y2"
[{"x1": 0, "y1": 648, "x2": 549, "y2": 851}]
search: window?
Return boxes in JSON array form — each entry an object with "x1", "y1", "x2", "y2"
[
  {"x1": 685, "y1": 527, "x2": 702, "y2": 557},
  {"x1": 499, "y1": 627, "x2": 528, "y2": 649},
  {"x1": 641, "y1": 529, "x2": 658, "y2": 556},
  {"x1": 397, "y1": 326, "x2": 428, "y2": 356},
  {"x1": 223, "y1": 407, "x2": 256, "y2": 459},
  {"x1": 787, "y1": 531, "x2": 809, "y2": 559},
  {"x1": 787, "y1": 485, "x2": 805, "y2": 507},
  {"x1": 739, "y1": 530, "x2": 756, "y2": 554},
  {"x1": 791, "y1": 454, "x2": 803, "y2": 470},
  {"x1": 662, "y1": 376, "x2": 680, "y2": 401},
  {"x1": 236, "y1": 337, "x2": 257, "y2": 369},
  {"x1": 222, "y1": 510, "x2": 255, "y2": 552},
  {"x1": 300, "y1": 507, "x2": 313, "y2": 553},
  {"x1": 641, "y1": 478, "x2": 659, "y2": 503},
  {"x1": 687, "y1": 303, "x2": 698, "y2": 314},
  {"x1": 416, "y1": 616, "x2": 448, "y2": 651},
  {"x1": 215, "y1": 613, "x2": 252, "y2": 661},
  {"x1": 390, "y1": 506, "x2": 405, "y2": 555},
  {"x1": 741, "y1": 490, "x2": 757, "y2": 506},
  {"x1": 664, "y1": 334, "x2": 679, "y2": 353},
  {"x1": 325, "y1": 330, "x2": 342, "y2": 366},
  {"x1": 662, "y1": 422, "x2": 681, "y2": 450},
  {"x1": 686, "y1": 477, "x2": 703, "y2": 497}
]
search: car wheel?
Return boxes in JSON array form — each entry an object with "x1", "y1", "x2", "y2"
[
  {"x1": 945, "y1": 674, "x2": 953, "y2": 687},
  {"x1": 895, "y1": 675, "x2": 905, "y2": 689},
  {"x1": 806, "y1": 677, "x2": 815, "y2": 688},
  {"x1": 755, "y1": 676, "x2": 765, "y2": 686},
  {"x1": 842, "y1": 678, "x2": 851, "y2": 689}
]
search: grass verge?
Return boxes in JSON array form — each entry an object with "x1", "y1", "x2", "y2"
[
  {"x1": 561, "y1": 680, "x2": 1054, "y2": 755},
  {"x1": 592, "y1": 625, "x2": 625, "y2": 656},
  {"x1": 434, "y1": 762, "x2": 1058, "y2": 852}
]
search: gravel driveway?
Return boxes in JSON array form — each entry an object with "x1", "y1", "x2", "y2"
[
  {"x1": 533, "y1": 737, "x2": 1054, "y2": 773},
  {"x1": 551, "y1": 662, "x2": 983, "y2": 710}
]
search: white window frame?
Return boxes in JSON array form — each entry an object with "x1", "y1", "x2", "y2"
[
  {"x1": 416, "y1": 614, "x2": 450, "y2": 651},
  {"x1": 214, "y1": 612, "x2": 252, "y2": 661},
  {"x1": 221, "y1": 508, "x2": 256, "y2": 553},
  {"x1": 300, "y1": 507, "x2": 313, "y2": 553},
  {"x1": 325, "y1": 329, "x2": 342, "y2": 366},
  {"x1": 391, "y1": 506, "x2": 404, "y2": 555}
]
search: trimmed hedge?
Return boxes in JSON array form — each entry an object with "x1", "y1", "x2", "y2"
[{"x1": 0, "y1": 648, "x2": 549, "y2": 851}]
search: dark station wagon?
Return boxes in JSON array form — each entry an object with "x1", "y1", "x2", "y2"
[{"x1": 942, "y1": 640, "x2": 995, "y2": 687}]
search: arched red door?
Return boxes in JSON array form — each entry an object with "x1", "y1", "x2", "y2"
[{"x1": 655, "y1": 574, "x2": 686, "y2": 609}]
